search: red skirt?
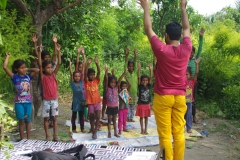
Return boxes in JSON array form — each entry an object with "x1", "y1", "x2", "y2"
[{"x1": 135, "y1": 104, "x2": 151, "y2": 118}]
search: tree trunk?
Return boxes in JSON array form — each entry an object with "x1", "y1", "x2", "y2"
[{"x1": 31, "y1": 24, "x2": 43, "y2": 118}]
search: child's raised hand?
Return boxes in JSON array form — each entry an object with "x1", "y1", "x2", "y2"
[
  {"x1": 6, "y1": 53, "x2": 10, "y2": 58},
  {"x1": 180, "y1": 0, "x2": 187, "y2": 9},
  {"x1": 31, "y1": 34, "x2": 38, "y2": 42},
  {"x1": 94, "y1": 56, "x2": 99, "y2": 64},
  {"x1": 126, "y1": 48, "x2": 129, "y2": 55},
  {"x1": 56, "y1": 43, "x2": 61, "y2": 52},
  {"x1": 134, "y1": 48, "x2": 137, "y2": 54},
  {"x1": 68, "y1": 58, "x2": 72, "y2": 65},
  {"x1": 148, "y1": 64, "x2": 153, "y2": 70},
  {"x1": 199, "y1": 28, "x2": 205, "y2": 36},
  {"x1": 195, "y1": 57, "x2": 202, "y2": 64},
  {"x1": 87, "y1": 58, "x2": 92, "y2": 64},
  {"x1": 77, "y1": 46, "x2": 82, "y2": 53},
  {"x1": 111, "y1": 68, "x2": 114, "y2": 74},
  {"x1": 39, "y1": 44, "x2": 43, "y2": 53},
  {"x1": 82, "y1": 48, "x2": 85, "y2": 55},
  {"x1": 52, "y1": 34, "x2": 57, "y2": 43},
  {"x1": 138, "y1": 63, "x2": 141, "y2": 69},
  {"x1": 103, "y1": 66, "x2": 108, "y2": 72}
]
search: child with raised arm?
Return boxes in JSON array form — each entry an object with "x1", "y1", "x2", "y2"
[
  {"x1": 185, "y1": 57, "x2": 201, "y2": 133},
  {"x1": 3, "y1": 53, "x2": 39, "y2": 140},
  {"x1": 31, "y1": 33, "x2": 59, "y2": 128},
  {"x1": 69, "y1": 59, "x2": 86, "y2": 133},
  {"x1": 104, "y1": 67, "x2": 128, "y2": 138},
  {"x1": 75, "y1": 46, "x2": 88, "y2": 122},
  {"x1": 84, "y1": 57, "x2": 101, "y2": 139},
  {"x1": 118, "y1": 76, "x2": 131, "y2": 135},
  {"x1": 102, "y1": 69, "x2": 113, "y2": 120},
  {"x1": 31, "y1": 33, "x2": 58, "y2": 65},
  {"x1": 188, "y1": 28, "x2": 205, "y2": 124},
  {"x1": 125, "y1": 48, "x2": 138, "y2": 122},
  {"x1": 135, "y1": 63, "x2": 152, "y2": 134},
  {"x1": 38, "y1": 42, "x2": 62, "y2": 141},
  {"x1": 139, "y1": 0, "x2": 192, "y2": 159}
]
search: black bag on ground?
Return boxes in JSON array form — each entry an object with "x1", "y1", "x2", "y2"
[{"x1": 31, "y1": 144, "x2": 95, "y2": 160}]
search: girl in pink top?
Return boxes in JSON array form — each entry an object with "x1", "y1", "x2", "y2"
[
  {"x1": 104, "y1": 67, "x2": 128, "y2": 138},
  {"x1": 38, "y1": 43, "x2": 62, "y2": 141}
]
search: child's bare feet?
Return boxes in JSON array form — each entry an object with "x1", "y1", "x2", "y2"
[
  {"x1": 53, "y1": 136, "x2": 60, "y2": 142},
  {"x1": 118, "y1": 131, "x2": 122, "y2": 135},
  {"x1": 108, "y1": 133, "x2": 111, "y2": 138},
  {"x1": 72, "y1": 130, "x2": 77, "y2": 133},
  {"x1": 84, "y1": 118, "x2": 89, "y2": 122},
  {"x1": 141, "y1": 129, "x2": 144, "y2": 134},
  {"x1": 98, "y1": 123, "x2": 102, "y2": 131},
  {"x1": 144, "y1": 131, "x2": 149, "y2": 135},
  {"x1": 81, "y1": 129, "x2": 86, "y2": 133},
  {"x1": 187, "y1": 130, "x2": 192, "y2": 133},
  {"x1": 114, "y1": 133, "x2": 120, "y2": 138},
  {"x1": 45, "y1": 135, "x2": 50, "y2": 141},
  {"x1": 123, "y1": 129, "x2": 129, "y2": 132},
  {"x1": 92, "y1": 132, "x2": 97, "y2": 139},
  {"x1": 88, "y1": 129, "x2": 92, "y2": 133}
]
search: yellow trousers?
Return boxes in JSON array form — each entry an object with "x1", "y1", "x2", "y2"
[{"x1": 152, "y1": 94, "x2": 187, "y2": 160}]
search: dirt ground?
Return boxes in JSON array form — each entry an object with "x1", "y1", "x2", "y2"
[{"x1": 12, "y1": 95, "x2": 240, "y2": 160}]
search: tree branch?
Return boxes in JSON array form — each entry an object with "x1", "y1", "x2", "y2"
[
  {"x1": 36, "y1": 0, "x2": 41, "y2": 15},
  {"x1": 12, "y1": 0, "x2": 31, "y2": 15},
  {"x1": 56, "y1": 0, "x2": 82, "y2": 14}
]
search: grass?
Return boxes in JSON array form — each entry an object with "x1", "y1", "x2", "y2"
[
  {"x1": 229, "y1": 120, "x2": 240, "y2": 128},
  {"x1": 208, "y1": 123, "x2": 229, "y2": 133}
]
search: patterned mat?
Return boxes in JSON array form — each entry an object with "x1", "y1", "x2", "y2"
[
  {"x1": 0, "y1": 139, "x2": 158, "y2": 160},
  {"x1": 66, "y1": 115, "x2": 160, "y2": 147}
]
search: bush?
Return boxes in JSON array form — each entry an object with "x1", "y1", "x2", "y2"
[
  {"x1": 221, "y1": 85, "x2": 240, "y2": 119},
  {"x1": 0, "y1": 10, "x2": 34, "y2": 98}
]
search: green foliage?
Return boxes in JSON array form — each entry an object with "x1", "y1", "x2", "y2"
[
  {"x1": 0, "y1": 98, "x2": 15, "y2": 158},
  {"x1": 197, "y1": 20, "x2": 240, "y2": 119},
  {"x1": 0, "y1": 10, "x2": 34, "y2": 97},
  {"x1": 221, "y1": 85, "x2": 240, "y2": 119},
  {"x1": 0, "y1": 0, "x2": 7, "y2": 9}
]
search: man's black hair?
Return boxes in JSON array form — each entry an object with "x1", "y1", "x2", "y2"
[{"x1": 166, "y1": 22, "x2": 182, "y2": 40}]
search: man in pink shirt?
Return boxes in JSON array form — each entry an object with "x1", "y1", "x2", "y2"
[{"x1": 139, "y1": 0, "x2": 192, "y2": 160}]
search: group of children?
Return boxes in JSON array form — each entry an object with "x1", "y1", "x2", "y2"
[
  {"x1": 3, "y1": 32, "x2": 203, "y2": 140},
  {"x1": 67, "y1": 47, "x2": 153, "y2": 139}
]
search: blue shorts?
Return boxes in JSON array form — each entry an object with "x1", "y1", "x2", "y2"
[{"x1": 15, "y1": 103, "x2": 32, "y2": 122}]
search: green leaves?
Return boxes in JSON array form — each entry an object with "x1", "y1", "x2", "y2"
[{"x1": 0, "y1": 0, "x2": 7, "y2": 9}]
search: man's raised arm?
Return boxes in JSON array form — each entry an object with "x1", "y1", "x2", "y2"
[
  {"x1": 138, "y1": 0, "x2": 156, "y2": 41},
  {"x1": 181, "y1": 0, "x2": 190, "y2": 38}
]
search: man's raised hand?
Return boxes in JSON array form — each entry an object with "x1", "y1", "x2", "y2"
[
  {"x1": 180, "y1": 0, "x2": 187, "y2": 10},
  {"x1": 137, "y1": 0, "x2": 151, "y2": 10}
]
